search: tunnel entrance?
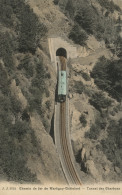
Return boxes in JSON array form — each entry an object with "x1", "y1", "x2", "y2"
[{"x1": 56, "y1": 48, "x2": 67, "y2": 58}]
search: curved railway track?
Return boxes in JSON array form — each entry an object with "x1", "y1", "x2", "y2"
[
  {"x1": 60, "y1": 103, "x2": 82, "y2": 185},
  {"x1": 58, "y1": 56, "x2": 82, "y2": 185}
]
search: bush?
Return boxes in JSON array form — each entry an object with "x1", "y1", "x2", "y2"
[
  {"x1": 0, "y1": 0, "x2": 49, "y2": 183},
  {"x1": 85, "y1": 117, "x2": 107, "y2": 140},
  {"x1": 95, "y1": 22, "x2": 105, "y2": 40},
  {"x1": 0, "y1": 63, "x2": 10, "y2": 94},
  {"x1": 45, "y1": 100, "x2": 51, "y2": 109},
  {"x1": 42, "y1": 118, "x2": 49, "y2": 132},
  {"x1": 0, "y1": 137, "x2": 37, "y2": 182},
  {"x1": 74, "y1": 5, "x2": 96, "y2": 34},
  {"x1": 53, "y1": 0, "x2": 59, "y2": 5},
  {"x1": 9, "y1": 121, "x2": 29, "y2": 140},
  {"x1": 69, "y1": 24, "x2": 88, "y2": 46},
  {"x1": 0, "y1": 1, "x2": 14, "y2": 27},
  {"x1": 18, "y1": 55, "x2": 34, "y2": 78},
  {"x1": 0, "y1": 97, "x2": 37, "y2": 182},
  {"x1": 100, "y1": 119, "x2": 122, "y2": 168},
  {"x1": 0, "y1": 32, "x2": 15, "y2": 70},
  {"x1": 89, "y1": 91, "x2": 112, "y2": 112},
  {"x1": 58, "y1": 0, "x2": 120, "y2": 47},
  {"x1": 79, "y1": 114, "x2": 87, "y2": 127},
  {"x1": 85, "y1": 124, "x2": 99, "y2": 140},
  {"x1": 74, "y1": 81, "x2": 84, "y2": 94},
  {"x1": 115, "y1": 36, "x2": 122, "y2": 58},
  {"x1": 0, "y1": 0, "x2": 47, "y2": 54},
  {"x1": 97, "y1": 0, "x2": 121, "y2": 13},
  {"x1": 18, "y1": 5, "x2": 47, "y2": 53},
  {"x1": 91, "y1": 57, "x2": 122, "y2": 101},
  {"x1": 81, "y1": 71, "x2": 91, "y2": 81},
  {"x1": 10, "y1": 96, "x2": 22, "y2": 114},
  {"x1": 28, "y1": 87, "x2": 42, "y2": 112}
]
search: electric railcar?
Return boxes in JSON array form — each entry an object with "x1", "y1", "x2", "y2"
[{"x1": 58, "y1": 70, "x2": 66, "y2": 102}]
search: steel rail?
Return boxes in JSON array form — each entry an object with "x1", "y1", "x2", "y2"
[
  {"x1": 58, "y1": 56, "x2": 82, "y2": 185},
  {"x1": 60, "y1": 103, "x2": 82, "y2": 185}
]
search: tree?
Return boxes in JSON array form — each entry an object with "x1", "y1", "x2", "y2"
[
  {"x1": 69, "y1": 24, "x2": 88, "y2": 46},
  {"x1": 19, "y1": 6, "x2": 47, "y2": 53},
  {"x1": 91, "y1": 57, "x2": 122, "y2": 101},
  {"x1": 74, "y1": 4, "x2": 96, "y2": 34}
]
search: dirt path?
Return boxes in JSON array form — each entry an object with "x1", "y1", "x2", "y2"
[{"x1": 72, "y1": 48, "x2": 112, "y2": 66}]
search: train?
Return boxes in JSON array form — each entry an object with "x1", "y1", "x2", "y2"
[{"x1": 58, "y1": 70, "x2": 67, "y2": 102}]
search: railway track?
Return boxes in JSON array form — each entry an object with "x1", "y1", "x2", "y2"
[
  {"x1": 60, "y1": 103, "x2": 82, "y2": 185},
  {"x1": 58, "y1": 56, "x2": 82, "y2": 185}
]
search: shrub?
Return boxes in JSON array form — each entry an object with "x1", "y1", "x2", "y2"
[
  {"x1": 0, "y1": 97, "x2": 37, "y2": 182},
  {"x1": 9, "y1": 121, "x2": 30, "y2": 141},
  {"x1": 108, "y1": 119, "x2": 122, "y2": 148},
  {"x1": 65, "y1": 0, "x2": 74, "y2": 18},
  {"x1": 81, "y1": 71, "x2": 91, "y2": 81},
  {"x1": 30, "y1": 130, "x2": 39, "y2": 149},
  {"x1": 97, "y1": 0, "x2": 121, "y2": 13},
  {"x1": 18, "y1": 55, "x2": 34, "y2": 78},
  {"x1": 95, "y1": 22, "x2": 105, "y2": 40},
  {"x1": 0, "y1": 138, "x2": 37, "y2": 182},
  {"x1": 45, "y1": 100, "x2": 51, "y2": 109},
  {"x1": 89, "y1": 91, "x2": 112, "y2": 112},
  {"x1": 53, "y1": 0, "x2": 59, "y2": 5},
  {"x1": 74, "y1": 5, "x2": 96, "y2": 34},
  {"x1": 115, "y1": 36, "x2": 122, "y2": 57},
  {"x1": 18, "y1": 5, "x2": 47, "y2": 53},
  {"x1": 10, "y1": 96, "x2": 22, "y2": 114},
  {"x1": 79, "y1": 114, "x2": 87, "y2": 127},
  {"x1": 74, "y1": 81, "x2": 84, "y2": 94},
  {"x1": 96, "y1": 119, "x2": 122, "y2": 169},
  {"x1": 85, "y1": 117, "x2": 107, "y2": 140},
  {"x1": 28, "y1": 87, "x2": 42, "y2": 114},
  {"x1": 0, "y1": 1, "x2": 14, "y2": 27},
  {"x1": 91, "y1": 57, "x2": 122, "y2": 101},
  {"x1": 85, "y1": 124, "x2": 99, "y2": 140},
  {"x1": 69, "y1": 24, "x2": 88, "y2": 46},
  {"x1": 0, "y1": 32, "x2": 15, "y2": 70},
  {"x1": 42, "y1": 118, "x2": 49, "y2": 132},
  {"x1": 0, "y1": 63, "x2": 10, "y2": 94},
  {"x1": 58, "y1": 0, "x2": 120, "y2": 47}
]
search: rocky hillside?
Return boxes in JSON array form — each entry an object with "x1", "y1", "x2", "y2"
[
  {"x1": 0, "y1": 0, "x2": 121, "y2": 184},
  {"x1": 0, "y1": 0, "x2": 65, "y2": 184}
]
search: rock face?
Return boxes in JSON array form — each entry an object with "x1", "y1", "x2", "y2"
[
  {"x1": 85, "y1": 160, "x2": 100, "y2": 180},
  {"x1": 0, "y1": 0, "x2": 67, "y2": 184},
  {"x1": 27, "y1": 113, "x2": 66, "y2": 184},
  {"x1": 68, "y1": 34, "x2": 122, "y2": 182},
  {"x1": 26, "y1": 0, "x2": 122, "y2": 184},
  {"x1": 27, "y1": 0, "x2": 71, "y2": 37}
]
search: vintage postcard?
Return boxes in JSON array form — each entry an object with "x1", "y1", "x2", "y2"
[{"x1": 0, "y1": 0, "x2": 122, "y2": 195}]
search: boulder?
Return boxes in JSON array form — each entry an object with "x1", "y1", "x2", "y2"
[
  {"x1": 85, "y1": 160, "x2": 101, "y2": 181},
  {"x1": 114, "y1": 166, "x2": 121, "y2": 174}
]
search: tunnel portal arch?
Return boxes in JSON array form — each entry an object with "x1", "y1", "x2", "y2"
[{"x1": 56, "y1": 48, "x2": 67, "y2": 58}]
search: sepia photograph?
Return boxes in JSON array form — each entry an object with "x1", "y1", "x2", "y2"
[{"x1": 0, "y1": 0, "x2": 122, "y2": 194}]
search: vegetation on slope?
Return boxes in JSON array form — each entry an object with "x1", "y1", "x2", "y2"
[
  {"x1": 91, "y1": 56, "x2": 122, "y2": 101},
  {"x1": 56, "y1": 0, "x2": 121, "y2": 49},
  {"x1": 55, "y1": 0, "x2": 122, "y2": 181},
  {"x1": 0, "y1": 0, "x2": 47, "y2": 53},
  {"x1": 97, "y1": 0, "x2": 121, "y2": 12},
  {"x1": 101, "y1": 118, "x2": 122, "y2": 169},
  {"x1": 69, "y1": 24, "x2": 88, "y2": 46},
  {"x1": 0, "y1": 0, "x2": 48, "y2": 182}
]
